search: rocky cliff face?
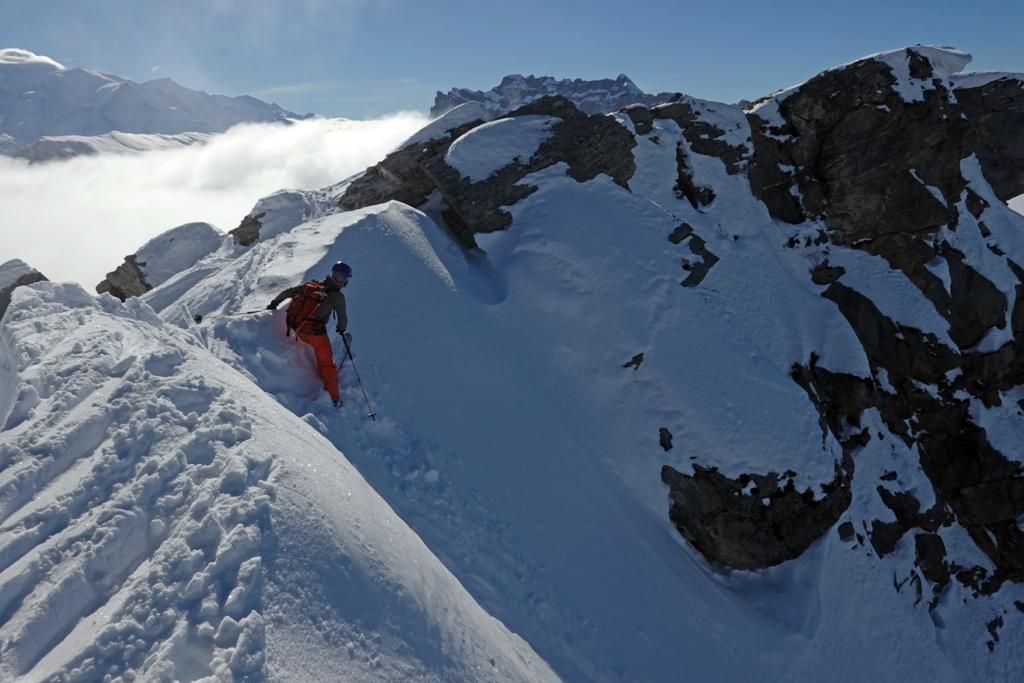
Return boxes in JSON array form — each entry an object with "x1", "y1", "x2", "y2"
[
  {"x1": 337, "y1": 46, "x2": 1024, "y2": 630},
  {"x1": 736, "y1": 48, "x2": 1024, "y2": 591},
  {"x1": 431, "y1": 73, "x2": 679, "y2": 117}
]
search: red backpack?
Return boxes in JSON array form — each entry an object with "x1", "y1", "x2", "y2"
[{"x1": 285, "y1": 281, "x2": 327, "y2": 336}]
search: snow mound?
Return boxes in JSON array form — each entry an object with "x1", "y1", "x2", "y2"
[
  {"x1": 135, "y1": 222, "x2": 225, "y2": 289},
  {"x1": 0, "y1": 48, "x2": 64, "y2": 69},
  {"x1": 0, "y1": 281, "x2": 556, "y2": 681},
  {"x1": 872, "y1": 46, "x2": 972, "y2": 102},
  {"x1": 403, "y1": 101, "x2": 494, "y2": 148},
  {"x1": 445, "y1": 115, "x2": 559, "y2": 182}
]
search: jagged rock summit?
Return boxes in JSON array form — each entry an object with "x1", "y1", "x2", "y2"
[
  {"x1": 0, "y1": 48, "x2": 300, "y2": 156},
  {"x1": 431, "y1": 72, "x2": 679, "y2": 117}
]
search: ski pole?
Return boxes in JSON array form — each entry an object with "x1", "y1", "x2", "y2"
[
  {"x1": 191, "y1": 309, "x2": 266, "y2": 324},
  {"x1": 340, "y1": 332, "x2": 376, "y2": 421}
]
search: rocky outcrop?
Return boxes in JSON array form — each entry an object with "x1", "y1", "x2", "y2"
[
  {"x1": 0, "y1": 260, "x2": 47, "y2": 319},
  {"x1": 432, "y1": 73, "x2": 679, "y2": 117},
  {"x1": 661, "y1": 459, "x2": 852, "y2": 570},
  {"x1": 745, "y1": 48, "x2": 1024, "y2": 352},
  {"x1": 954, "y1": 75, "x2": 1024, "y2": 202},
  {"x1": 340, "y1": 96, "x2": 635, "y2": 247},
  {"x1": 96, "y1": 255, "x2": 150, "y2": 301},
  {"x1": 420, "y1": 97, "x2": 636, "y2": 240},
  {"x1": 230, "y1": 212, "x2": 264, "y2": 247},
  {"x1": 97, "y1": 222, "x2": 223, "y2": 299},
  {"x1": 654, "y1": 51, "x2": 1024, "y2": 587}
]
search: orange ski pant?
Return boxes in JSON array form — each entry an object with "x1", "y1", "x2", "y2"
[{"x1": 297, "y1": 331, "x2": 340, "y2": 402}]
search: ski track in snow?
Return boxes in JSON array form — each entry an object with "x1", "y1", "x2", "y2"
[
  {"x1": 0, "y1": 288, "x2": 270, "y2": 681},
  {"x1": 0, "y1": 281, "x2": 555, "y2": 681}
]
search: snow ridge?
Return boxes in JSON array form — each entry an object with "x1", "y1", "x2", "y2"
[{"x1": 0, "y1": 280, "x2": 556, "y2": 681}]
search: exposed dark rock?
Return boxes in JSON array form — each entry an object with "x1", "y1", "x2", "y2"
[
  {"x1": 668, "y1": 222, "x2": 694, "y2": 244},
  {"x1": 653, "y1": 100, "x2": 749, "y2": 175},
  {"x1": 623, "y1": 353, "x2": 645, "y2": 371},
  {"x1": 802, "y1": 282, "x2": 1024, "y2": 581},
  {"x1": 914, "y1": 534, "x2": 950, "y2": 586},
  {"x1": 965, "y1": 188, "x2": 990, "y2": 218},
  {"x1": 623, "y1": 104, "x2": 654, "y2": 135},
  {"x1": 229, "y1": 211, "x2": 265, "y2": 247},
  {"x1": 939, "y1": 243, "x2": 1007, "y2": 349},
  {"x1": 661, "y1": 461, "x2": 852, "y2": 570},
  {"x1": 1016, "y1": 600, "x2": 1024, "y2": 613},
  {"x1": 744, "y1": 49, "x2": 1020, "y2": 351},
  {"x1": 838, "y1": 521, "x2": 855, "y2": 541},
  {"x1": 954, "y1": 564, "x2": 1005, "y2": 596},
  {"x1": 746, "y1": 51, "x2": 965, "y2": 241},
  {"x1": 340, "y1": 96, "x2": 636, "y2": 248},
  {"x1": 986, "y1": 616, "x2": 1004, "y2": 652},
  {"x1": 96, "y1": 255, "x2": 150, "y2": 301},
  {"x1": 880, "y1": 471, "x2": 898, "y2": 482},
  {"x1": 510, "y1": 96, "x2": 637, "y2": 187},
  {"x1": 955, "y1": 77, "x2": 1024, "y2": 202},
  {"x1": 659, "y1": 428, "x2": 673, "y2": 452},
  {"x1": 811, "y1": 261, "x2": 846, "y2": 285},
  {"x1": 673, "y1": 143, "x2": 716, "y2": 209},
  {"x1": 822, "y1": 283, "x2": 959, "y2": 383},
  {"x1": 914, "y1": 404, "x2": 1024, "y2": 581},
  {"x1": 870, "y1": 487, "x2": 951, "y2": 557},
  {"x1": 681, "y1": 236, "x2": 719, "y2": 287},
  {"x1": 420, "y1": 97, "x2": 636, "y2": 241},
  {"x1": 0, "y1": 264, "x2": 47, "y2": 319},
  {"x1": 339, "y1": 119, "x2": 480, "y2": 218}
]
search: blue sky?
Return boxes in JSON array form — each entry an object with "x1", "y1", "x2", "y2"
[{"x1": 2, "y1": 0, "x2": 1023, "y2": 117}]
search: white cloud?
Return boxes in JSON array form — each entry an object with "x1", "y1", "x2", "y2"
[{"x1": 0, "y1": 114, "x2": 427, "y2": 289}]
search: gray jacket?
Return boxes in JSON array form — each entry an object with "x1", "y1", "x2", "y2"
[{"x1": 269, "y1": 279, "x2": 347, "y2": 333}]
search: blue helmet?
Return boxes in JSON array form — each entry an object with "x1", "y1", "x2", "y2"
[{"x1": 329, "y1": 261, "x2": 352, "y2": 285}]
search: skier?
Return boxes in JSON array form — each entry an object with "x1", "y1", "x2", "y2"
[{"x1": 267, "y1": 261, "x2": 352, "y2": 407}]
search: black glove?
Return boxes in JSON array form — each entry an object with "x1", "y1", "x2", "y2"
[{"x1": 267, "y1": 302, "x2": 277, "y2": 311}]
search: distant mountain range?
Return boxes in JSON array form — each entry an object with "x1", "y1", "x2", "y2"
[
  {"x1": 0, "y1": 48, "x2": 300, "y2": 156},
  {"x1": 431, "y1": 73, "x2": 679, "y2": 117}
]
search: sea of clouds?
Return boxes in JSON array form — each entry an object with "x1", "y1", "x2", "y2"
[{"x1": 0, "y1": 114, "x2": 427, "y2": 288}]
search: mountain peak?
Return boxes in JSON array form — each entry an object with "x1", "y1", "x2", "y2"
[{"x1": 432, "y1": 72, "x2": 675, "y2": 117}]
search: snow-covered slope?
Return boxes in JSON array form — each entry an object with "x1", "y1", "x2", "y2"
[
  {"x1": 0, "y1": 48, "x2": 298, "y2": 155},
  {"x1": 0, "y1": 280, "x2": 555, "y2": 681},
  {"x1": 4, "y1": 44, "x2": 1024, "y2": 681}
]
